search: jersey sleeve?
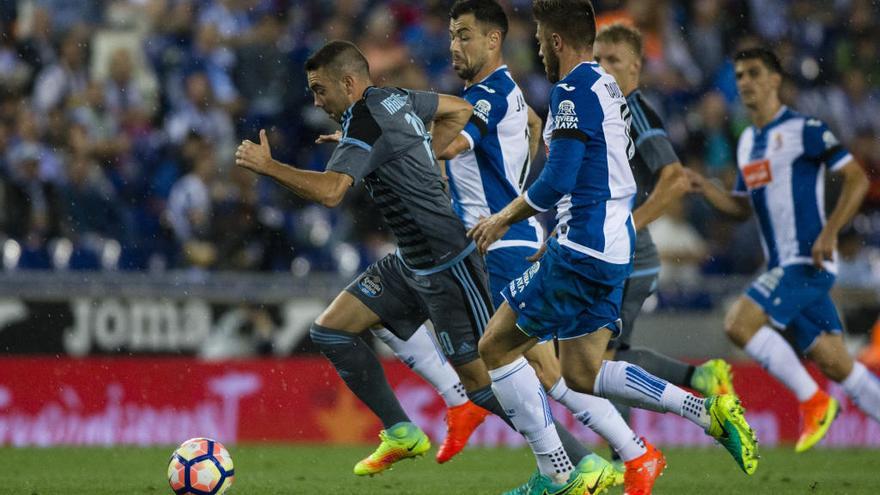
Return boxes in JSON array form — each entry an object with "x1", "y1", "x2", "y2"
[
  {"x1": 408, "y1": 90, "x2": 439, "y2": 126},
  {"x1": 628, "y1": 94, "x2": 679, "y2": 174},
  {"x1": 326, "y1": 100, "x2": 382, "y2": 183},
  {"x1": 460, "y1": 85, "x2": 508, "y2": 151},
  {"x1": 524, "y1": 85, "x2": 592, "y2": 211},
  {"x1": 802, "y1": 118, "x2": 852, "y2": 171}
]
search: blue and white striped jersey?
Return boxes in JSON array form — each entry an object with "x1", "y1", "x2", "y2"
[
  {"x1": 530, "y1": 61, "x2": 637, "y2": 266},
  {"x1": 733, "y1": 106, "x2": 853, "y2": 273},
  {"x1": 447, "y1": 65, "x2": 543, "y2": 251}
]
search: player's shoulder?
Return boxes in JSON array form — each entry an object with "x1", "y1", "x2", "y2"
[
  {"x1": 466, "y1": 68, "x2": 515, "y2": 103},
  {"x1": 626, "y1": 90, "x2": 666, "y2": 131},
  {"x1": 554, "y1": 63, "x2": 614, "y2": 105},
  {"x1": 365, "y1": 86, "x2": 432, "y2": 119}
]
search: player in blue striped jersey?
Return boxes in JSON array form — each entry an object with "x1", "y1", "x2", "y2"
[
  {"x1": 470, "y1": 2, "x2": 758, "y2": 492},
  {"x1": 691, "y1": 47, "x2": 880, "y2": 452},
  {"x1": 366, "y1": 0, "x2": 650, "y2": 477}
]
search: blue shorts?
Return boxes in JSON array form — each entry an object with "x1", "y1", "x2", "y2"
[
  {"x1": 746, "y1": 264, "x2": 842, "y2": 352},
  {"x1": 500, "y1": 238, "x2": 630, "y2": 341},
  {"x1": 486, "y1": 245, "x2": 539, "y2": 308}
]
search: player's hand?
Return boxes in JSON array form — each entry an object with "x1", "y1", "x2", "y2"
[
  {"x1": 683, "y1": 168, "x2": 705, "y2": 194},
  {"x1": 468, "y1": 214, "x2": 511, "y2": 254},
  {"x1": 315, "y1": 130, "x2": 342, "y2": 144},
  {"x1": 236, "y1": 129, "x2": 273, "y2": 174},
  {"x1": 812, "y1": 228, "x2": 837, "y2": 269}
]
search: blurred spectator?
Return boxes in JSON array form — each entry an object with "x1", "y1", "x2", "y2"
[
  {"x1": 32, "y1": 29, "x2": 89, "y2": 112},
  {"x1": 165, "y1": 146, "x2": 216, "y2": 267},
  {"x1": 0, "y1": 0, "x2": 874, "y2": 278},
  {"x1": 650, "y1": 199, "x2": 709, "y2": 285},
  {"x1": 164, "y1": 71, "x2": 236, "y2": 167}
]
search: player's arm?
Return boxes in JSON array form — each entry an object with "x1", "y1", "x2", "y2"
[
  {"x1": 527, "y1": 105, "x2": 542, "y2": 162},
  {"x1": 236, "y1": 130, "x2": 352, "y2": 208},
  {"x1": 431, "y1": 94, "x2": 473, "y2": 159},
  {"x1": 813, "y1": 159, "x2": 868, "y2": 266},
  {"x1": 469, "y1": 123, "x2": 586, "y2": 253},
  {"x1": 689, "y1": 170, "x2": 752, "y2": 220},
  {"x1": 632, "y1": 163, "x2": 690, "y2": 230}
]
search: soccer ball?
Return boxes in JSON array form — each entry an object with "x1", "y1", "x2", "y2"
[{"x1": 167, "y1": 437, "x2": 235, "y2": 495}]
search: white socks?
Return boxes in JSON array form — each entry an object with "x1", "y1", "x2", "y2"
[
  {"x1": 549, "y1": 378, "x2": 646, "y2": 461},
  {"x1": 744, "y1": 326, "x2": 818, "y2": 402},
  {"x1": 372, "y1": 325, "x2": 467, "y2": 408},
  {"x1": 489, "y1": 357, "x2": 572, "y2": 480},
  {"x1": 841, "y1": 361, "x2": 880, "y2": 423},
  {"x1": 595, "y1": 360, "x2": 711, "y2": 430}
]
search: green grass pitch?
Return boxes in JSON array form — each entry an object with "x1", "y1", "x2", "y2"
[{"x1": 3, "y1": 445, "x2": 877, "y2": 494}]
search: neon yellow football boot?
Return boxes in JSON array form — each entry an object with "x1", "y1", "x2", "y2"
[
  {"x1": 353, "y1": 422, "x2": 431, "y2": 476},
  {"x1": 705, "y1": 394, "x2": 759, "y2": 475},
  {"x1": 691, "y1": 359, "x2": 736, "y2": 397}
]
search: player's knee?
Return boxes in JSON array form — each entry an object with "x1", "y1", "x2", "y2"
[
  {"x1": 814, "y1": 352, "x2": 852, "y2": 383},
  {"x1": 562, "y1": 367, "x2": 597, "y2": 395},
  {"x1": 724, "y1": 314, "x2": 752, "y2": 347},
  {"x1": 477, "y1": 333, "x2": 501, "y2": 368}
]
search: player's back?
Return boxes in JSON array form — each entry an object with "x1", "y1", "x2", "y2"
[
  {"x1": 543, "y1": 62, "x2": 636, "y2": 267},
  {"x1": 328, "y1": 87, "x2": 471, "y2": 270},
  {"x1": 447, "y1": 66, "x2": 542, "y2": 249},
  {"x1": 733, "y1": 106, "x2": 852, "y2": 272}
]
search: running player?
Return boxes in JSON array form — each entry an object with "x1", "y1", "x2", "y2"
[
  {"x1": 469, "y1": 2, "x2": 758, "y2": 493},
  {"x1": 439, "y1": 2, "x2": 660, "y2": 491},
  {"x1": 236, "y1": 40, "x2": 600, "y2": 479},
  {"x1": 688, "y1": 47, "x2": 880, "y2": 452},
  {"x1": 361, "y1": 2, "x2": 659, "y2": 487},
  {"x1": 593, "y1": 22, "x2": 736, "y2": 471}
]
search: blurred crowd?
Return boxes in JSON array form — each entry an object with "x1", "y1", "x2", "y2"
[{"x1": 0, "y1": 0, "x2": 877, "y2": 288}]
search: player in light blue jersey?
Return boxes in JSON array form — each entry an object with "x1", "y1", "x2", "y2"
[
  {"x1": 691, "y1": 47, "x2": 880, "y2": 452},
  {"x1": 470, "y1": 2, "x2": 758, "y2": 493}
]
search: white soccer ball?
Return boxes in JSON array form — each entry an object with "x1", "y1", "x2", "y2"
[{"x1": 167, "y1": 437, "x2": 235, "y2": 495}]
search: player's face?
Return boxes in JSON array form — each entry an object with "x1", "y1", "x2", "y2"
[
  {"x1": 735, "y1": 59, "x2": 780, "y2": 109},
  {"x1": 449, "y1": 14, "x2": 491, "y2": 82},
  {"x1": 594, "y1": 41, "x2": 640, "y2": 93},
  {"x1": 536, "y1": 23, "x2": 561, "y2": 83},
  {"x1": 307, "y1": 68, "x2": 350, "y2": 122}
]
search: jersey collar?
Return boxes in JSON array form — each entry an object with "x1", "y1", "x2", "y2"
[
  {"x1": 465, "y1": 64, "x2": 508, "y2": 90},
  {"x1": 753, "y1": 105, "x2": 790, "y2": 134},
  {"x1": 560, "y1": 60, "x2": 599, "y2": 81}
]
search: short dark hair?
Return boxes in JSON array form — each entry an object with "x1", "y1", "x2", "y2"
[
  {"x1": 734, "y1": 47, "x2": 783, "y2": 75},
  {"x1": 304, "y1": 40, "x2": 370, "y2": 77},
  {"x1": 596, "y1": 23, "x2": 643, "y2": 58},
  {"x1": 532, "y1": 0, "x2": 596, "y2": 50},
  {"x1": 450, "y1": 0, "x2": 509, "y2": 40}
]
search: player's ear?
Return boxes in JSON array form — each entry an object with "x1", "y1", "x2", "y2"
[
  {"x1": 551, "y1": 33, "x2": 563, "y2": 54},
  {"x1": 342, "y1": 74, "x2": 356, "y2": 97},
  {"x1": 488, "y1": 29, "x2": 501, "y2": 50}
]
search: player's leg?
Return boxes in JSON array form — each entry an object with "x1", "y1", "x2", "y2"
[
  {"x1": 316, "y1": 256, "x2": 431, "y2": 475},
  {"x1": 479, "y1": 303, "x2": 597, "y2": 491},
  {"x1": 370, "y1": 323, "x2": 486, "y2": 464},
  {"x1": 558, "y1": 327, "x2": 757, "y2": 475},
  {"x1": 479, "y1": 244, "x2": 620, "y2": 494},
  {"x1": 372, "y1": 325, "x2": 469, "y2": 409},
  {"x1": 727, "y1": 297, "x2": 821, "y2": 401},
  {"x1": 609, "y1": 273, "x2": 734, "y2": 398},
  {"x1": 426, "y1": 250, "x2": 594, "y2": 466},
  {"x1": 802, "y1": 297, "x2": 880, "y2": 424},
  {"x1": 531, "y1": 341, "x2": 647, "y2": 467}
]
